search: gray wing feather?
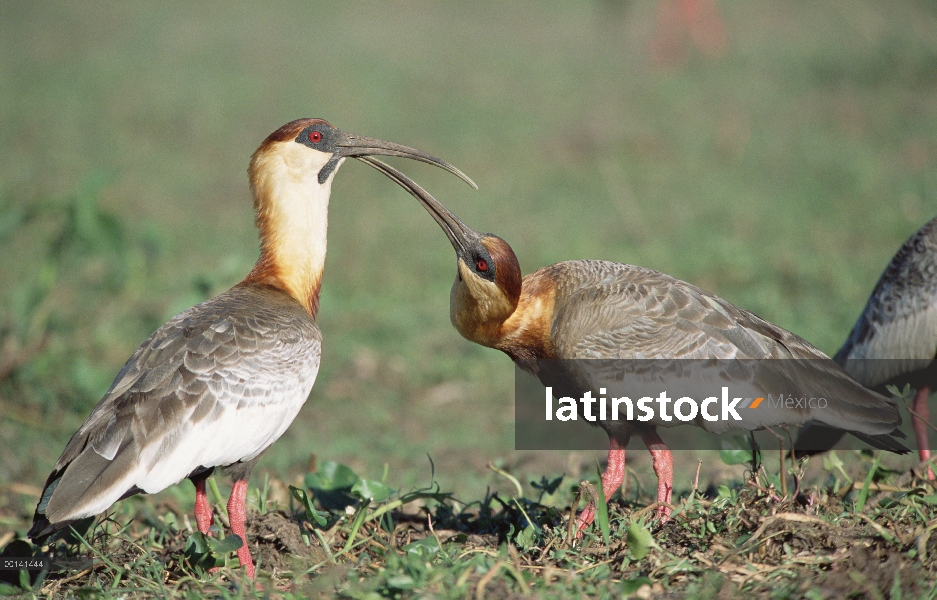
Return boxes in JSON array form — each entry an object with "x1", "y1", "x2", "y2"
[
  {"x1": 38, "y1": 284, "x2": 320, "y2": 525},
  {"x1": 545, "y1": 261, "x2": 902, "y2": 437},
  {"x1": 551, "y1": 261, "x2": 828, "y2": 361}
]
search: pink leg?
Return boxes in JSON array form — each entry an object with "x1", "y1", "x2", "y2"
[
  {"x1": 227, "y1": 479, "x2": 255, "y2": 580},
  {"x1": 193, "y1": 477, "x2": 214, "y2": 534},
  {"x1": 640, "y1": 429, "x2": 673, "y2": 521},
  {"x1": 912, "y1": 386, "x2": 934, "y2": 481},
  {"x1": 577, "y1": 438, "x2": 626, "y2": 531}
]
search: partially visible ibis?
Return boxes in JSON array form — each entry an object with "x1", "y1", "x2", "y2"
[{"x1": 795, "y1": 216, "x2": 937, "y2": 479}]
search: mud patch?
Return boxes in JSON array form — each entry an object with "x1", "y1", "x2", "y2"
[{"x1": 248, "y1": 510, "x2": 326, "y2": 572}]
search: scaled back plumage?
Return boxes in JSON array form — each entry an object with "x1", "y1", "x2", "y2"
[{"x1": 30, "y1": 284, "x2": 320, "y2": 538}]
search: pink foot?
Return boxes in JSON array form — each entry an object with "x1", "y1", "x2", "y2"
[
  {"x1": 578, "y1": 438, "x2": 625, "y2": 532},
  {"x1": 640, "y1": 430, "x2": 673, "y2": 521},
  {"x1": 912, "y1": 386, "x2": 934, "y2": 481},
  {"x1": 227, "y1": 479, "x2": 255, "y2": 580},
  {"x1": 194, "y1": 476, "x2": 214, "y2": 534}
]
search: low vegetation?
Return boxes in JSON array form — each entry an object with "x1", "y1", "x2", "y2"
[{"x1": 3, "y1": 448, "x2": 937, "y2": 598}]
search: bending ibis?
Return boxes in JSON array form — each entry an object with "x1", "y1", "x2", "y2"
[
  {"x1": 795, "y1": 216, "x2": 937, "y2": 478},
  {"x1": 362, "y1": 160, "x2": 909, "y2": 530},
  {"x1": 28, "y1": 119, "x2": 475, "y2": 579}
]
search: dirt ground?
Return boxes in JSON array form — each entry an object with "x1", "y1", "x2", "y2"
[{"x1": 11, "y1": 458, "x2": 934, "y2": 598}]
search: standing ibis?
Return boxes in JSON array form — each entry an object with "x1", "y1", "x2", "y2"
[
  {"x1": 361, "y1": 160, "x2": 909, "y2": 530},
  {"x1": 28, "y1": 119, "x2": 475, "y2": 579},
  {"x1": 795, "y1": 216, "x2": 937, "y2": 479}
]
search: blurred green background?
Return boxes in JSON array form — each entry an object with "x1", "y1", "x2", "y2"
[{"x1": 2, "y1": 1, "x2": 936, "y2": 524}]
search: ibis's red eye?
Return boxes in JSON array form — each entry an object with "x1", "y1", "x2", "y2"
[
  {"x1": 309, "y1": 130, "x2": 322, "y2": 143},
  {"x1": 477, "y1": 259, "x2": 488, "y2": 272}
]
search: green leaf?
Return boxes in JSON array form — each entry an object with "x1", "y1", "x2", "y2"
[
  {"x1": 822, "y1": 451, "x2": 843, "y2": 471},
  {"x1": 17, "y1": 570, "x2": 29, "y2": 592},
  {"x1": 822, "y1": 450, "x2": 853, "y2": 484},
  {"x1": 352, "y1": 479, "x2": 394, "y2": 502},
  {"x1": 183, "y1": 532, "x2": 239, "y2": 572},
  {"x1": 627, "y1": 519, "x2": 653, "y2": 560},
  {"x1": 620, "y1": 576, "x2": 652, "y2": 595},
  {"x1": 386, "y1": 574, "x2": 416, "y2": 589},
  {"x1": 890, "y1": 570, "x2": 903, "y2": 600},
  {"x1": 515, "y1": 525, "x2": 538, "y2": 550},
  {"x1": 0, "y1": 582, "x2": 24, "y2": 596},
  {"x1": 886, "y1": 383, "x2": 913, "y2": 403},
  {"x1": 595, "y1": 463, "x2": 610, "y2": 549},
  {"x1": 341, "y1": 498, "x2": 372, "y2": 554},
  {"x1": 719, "y1": 435, "x2": 757, "y2": 466},
  {"x1": 511, "y1": 500, "x2": 543, "y2": 551},
  {"x1": 208, "y1": 534, "x2": 243, "y2": 554},
  {"x1": 856, "y1": 452, "x2": 882, "y2": 512},
  {"x1": 305, "y1": 461, "x2": 360, "y2": 491},
  {"x1": 531, "y1": 475, "x2": 564, "y2": 496},
  {"x1": 289, "y1": 485, "x2": 328, "y2": 526},
  {"x1": 184, "y1": 532, "x2": 211, "y2": 555},
  {"x1": 879, "y1": 496, "x2": 900, "y2": 509},
  {"x1": 762, "y1": 469, "x2": 782, "y2": 490},
  {"x1": 402, "y1": 537, "x2": 440, "y2": 558}
]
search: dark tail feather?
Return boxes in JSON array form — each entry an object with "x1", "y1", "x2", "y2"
[
  {"x1": 794, "y1": 424, "x2": 909, "y2": 458},
  {"x1": 28, "y1": 471, "x2": 64, "y2": 542},
  {"x1": 28, "y1": 516, "x2": 96, "y2": 544},
  {"x1": 850, "y1": 431, "x2": 910, "y2": 455},
  {"x1": 27, "y1": 516, "x2": 54, "y2": 542},
  {"x1": 28, "y1": 516, "x2": 73, "y2": 542},
  {"x1": 28, "y1": 460, "x2": 143, "y2": 543}
]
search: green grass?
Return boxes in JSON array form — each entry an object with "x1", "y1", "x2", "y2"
[
  {"x1": 2, "y1": 0, "x2": 937, "y2": 597},
  {"x1": 6, "y1": 454, "x2": 937, "y2": 598}
]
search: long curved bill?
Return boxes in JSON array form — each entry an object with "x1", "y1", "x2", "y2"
[
  {"x1": 321, "y1": 130, "x2": 478, "y2": 190},
  {"x1": 356, "y1": 156, "x2": 481, "y2": 254}
]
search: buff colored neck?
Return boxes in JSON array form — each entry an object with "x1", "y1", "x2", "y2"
[
  {"x1": 494, "y1": 274, "x2": 556, "y2": 359},
  {"x1": 451, "y1": 268, "x2": 556, "y2": 359},
  {"x1": 244, "y1": 142, "x2": 343, "y2": 317}
]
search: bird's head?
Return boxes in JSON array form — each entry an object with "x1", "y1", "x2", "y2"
[
  {"x1": 249, "y1": 118, "x2": 476, "y2": 209},
  {"x1": 448, "y1": 233, "x2": 523, "y2": 345},
  {"x1": 356, "y1": 158, "x2": 522, "y2": 346}
]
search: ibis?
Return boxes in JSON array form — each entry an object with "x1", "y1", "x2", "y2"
[
  {"x1": 28, "y1": 118, "x2": 475, "y2": 579},
  {"x1": 363, "y1": 160, "x2": 909, "y2": 531},
  {"x1": 795, "y1": 216, "x2": 937, "y2": 479}
]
